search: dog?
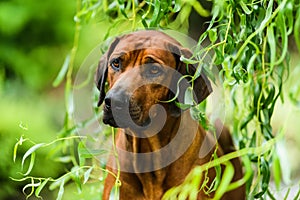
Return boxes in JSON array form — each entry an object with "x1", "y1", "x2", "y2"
[{"x1": 95, "y1": 30, "x2": 245, "y2": 199}]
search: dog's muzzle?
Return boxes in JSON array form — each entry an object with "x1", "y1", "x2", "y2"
[{"x1": 103, "y1": 91, "x2": 142, "y2": 128}]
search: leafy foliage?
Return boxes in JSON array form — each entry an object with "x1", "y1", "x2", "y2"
[{"x1": 12, "y1": 0, "x2": 300, "y2": 199}]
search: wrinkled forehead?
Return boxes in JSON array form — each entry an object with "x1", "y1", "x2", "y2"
[{"x1": 113, "y1": 31, "x2": 181, "y2": 55}]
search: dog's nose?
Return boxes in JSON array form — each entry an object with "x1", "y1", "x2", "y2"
[
  {"x1": 104, "y1": 97, "x2": 111, "y2": 109},
  {"x1": 104, "y1": 94, "x2": 128, "y2": 111}
]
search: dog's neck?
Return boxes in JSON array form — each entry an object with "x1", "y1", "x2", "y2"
[
  {"x1": 117, "y1": 111, "x2": 205, "y2": 198},
  {"x1": 124, "y1": 110, "x2": 199, "y2": 151},
  {"x1": 124, "y1": 115, "x2": 180, "y2": 153}
]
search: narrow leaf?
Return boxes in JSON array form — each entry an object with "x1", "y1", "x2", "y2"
[
  {"x1": 22, "y1": 143, "x2": 45, "y2": 168},
  {"x1": 56, "y1": 179, "x2": 65, "y2": 200},
  {"x1": 294, "y1": 8, "x2": 300, "y2": 52},
  {"x1": 214, "y1": 161, "x2": 234, "y2": 199},
  {"x1": 54, "y1": 156, "x2": 73, "y2": 163},
  {"x1": 272, "y1": 151, "x2": 281, "y2": 190},
  {"x1": 83, "y1": 167, "x2": 93, "y2": 184},
  {"x1": 192, "y1": 0, "x2": 210, "y2": 17},
  {"x1": 22, "y1": 152, "x2": 36, "y2": 176},
  {"x1": 53, "y1": 54, "x2": 70, "y2": 87},
  {"x1": 254, "y1": 158, "x2": 270, "y2": 198},
  {"x1": 22, "y1": 178, "x2": 40, "y2": 198},
  {"x1": 239, "y1": 1, "x2": 252, "y2": 14},
  {"x1": 184, "y1": 87, "x2": 194, "y2": 105},
  {"x1": 35, "y1": 178, "x2": 50, "y2": 198},
  {"x1": 208, "y1": 28, "x2": 217, "y2": 43},
  {"x1": 267, "y1": 24, "x2": 276, "y2": 70}
]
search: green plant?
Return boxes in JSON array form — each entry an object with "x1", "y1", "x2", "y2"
[{"x1": 13, "y1": 0, "x2": 300, "y2": 199}]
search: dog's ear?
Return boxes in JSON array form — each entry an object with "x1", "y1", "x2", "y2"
[
  {"x1": 176, "y1": 47, "x2": 212, "y2": 104},
  {"x1": 95, "y1": 52, "x2": 108, "y2": 107},
  {"x1": 95, "y1": 37, "x2": 120, "y2": 107},
  {"x1": 167, "y1": 44, "x2": 212, "y2": 116}
]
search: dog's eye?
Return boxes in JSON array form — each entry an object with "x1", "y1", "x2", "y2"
[
  {"x1": 150, "y1": 65, "x2": 159, "y2": 74},
  {"x1": 111, "y1": 58, "x2": 121, "y2": 71},
  {"x1": 147, "y1": 65, "x2": 163, "y2": 77}
]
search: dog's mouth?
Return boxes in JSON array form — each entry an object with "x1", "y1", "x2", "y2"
[{"x1": 103, "y1": 99, "x2": 144, "y2": 128}]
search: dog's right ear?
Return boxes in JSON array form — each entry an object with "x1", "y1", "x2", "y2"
[
  {"x1": 95, "y1": 51, "x2": 108, "y2": 107},
  {"x1": 95, "y1": 37, "x2": 120, "y2": 107}
]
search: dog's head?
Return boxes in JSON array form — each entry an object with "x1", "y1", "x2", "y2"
[{"x1": 95, "y1": 30, "x2": 212, "y2": 128}]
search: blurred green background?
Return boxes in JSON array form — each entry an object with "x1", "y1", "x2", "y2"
[
  {"x1": 0, "y1": 0, "x2": 106, "y2": 199},
  {"x1": 0, "y1": 0, "x2": 300, "y2": 199}
]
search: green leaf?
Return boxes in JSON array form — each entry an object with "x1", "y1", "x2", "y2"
[
  {"x1": 149, "y1": 0, "x2": 161, "y2": 27},
  {"x1": 294, "y1": 8, "x2": 300, "y2": 52},
  {"x1": 208, "y1": 28, "x2": 217, "y2": 43},
  {"x1": 22, "y1": 152, "x2": 36, "y2": 176},
  {"x1": 180, "y1": 56, "x2": 198, "y2": 65},
  {"x1": 263, "y1": 84, "x2": 275, "y2": 109},
  {"x1": 267, "y1": 24, "x2": 276, "y2": 70},
  {"x1": 35, "y1": 178, "x2": 50, "y2": 198},
  {"x1": 257, "y1": 0, "x2": 273, "y2": 32},
  {"x1": 276, "y1": 135, "x2": 291, "y2": 185},
  {"x1": 272, "y1": 151, "x2": 281, "y2": 190},
  {"x1": 56, "y1": 178, "x2": 65, "y2": 200},
  {"x1": 73, "y1": 170, "x2": 83, "y2": 193},
  {"x1": 254, "y1": 158, "x2": 270, "y2": 198},
  {"x1": 191, "y1": 0, "x2": 210, "y2": 17},
  {"x1": 289, "y1": 85, "x2": 300, "y2": 108},
  {"x1": 293, "y1": 186, "x2": 300, "y2": 200},
  {"x1": 253, "y1": 83, "x2": 261, "y2": 108},
  {"x1": 54, "y1": 156, "x2": 73, "y2": 163},
  {"x1": 22, "y1": 178, "x2": 40, "y2": 198},
  {"x1": 171, "y1": 0, "x2": 181, "y2": 12},
  {"x1": 13, "y1": 136, "x2": 28, "y2": 162},
  {"x1": 214, "y1": 48, "x2": 224, "y2": 65},
  {"x1": 240, "y1": 111, "x2": 254, "y2": 130},
  {"x1": 83, "y1": 167, "x2": 93, "y2": 184},
  {"x1": 21, "y1": 143, "x2": 45, "y2": 168},
  {"x1": 239, "y1": 1, "x2": 252, "y2": 15},
  {"x1": 213, "y1": 153, "x2": 222, "y2": 190},
  {"x1": 214, "y1": 161, "x2": 234, "y2": 199},
  {"x1": 184, "y1": 87, "x2": 194, "y2": 105},
  {"x1": 110, "y1": 184, "x2": 120, "y2": 200},
  {"x1": 118, "y1": 2, "x2": 128, "y2": 19},
  {"x1": 175, "y1": 102, "x2": 192, "y2": 110},
  {"x1": 53, "y1": 54, "x2": 70, "y2": 87},
  {"x1": 274, "y1": 12, "x2": 288, "y2": 66},
  {"x1": 141, "y1": 18, "x2": 148, "y2": 28}
]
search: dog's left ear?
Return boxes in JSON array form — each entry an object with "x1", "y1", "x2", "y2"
[
  {"x1": 95, "y1": 51, "x2": 108, "y2": 107},
  {"x1": 176, "y1": 47, "x2": 212, "y2": 104},
  {"x1": 167, "y1": 43, "x2": 212, "y2": 116},
  {"x1": 95, "y1": 37, "x2": 120, "y2": 106}
]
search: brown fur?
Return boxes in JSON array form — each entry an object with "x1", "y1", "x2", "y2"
[{"x1": 95, "y1": 30, "x2": 245, "y2": 199}]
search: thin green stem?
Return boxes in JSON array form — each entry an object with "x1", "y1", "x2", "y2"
[
  {"x1": 131, "y1": 0, "x2": 136, "y2": 30},
  {"x1": 222, "y1": 6, "x2": 232, "y2": 56},
  {"x1": 111, "y1": 127, "x2": 121, "y2": 199}
]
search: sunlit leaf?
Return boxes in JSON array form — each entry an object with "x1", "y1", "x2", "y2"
[
  {"x1": 191, "y1": 0, "x2": 210, "y2": 17},
  {"x1": 239, "y1": 1, "x2": 252, "y2": 15},
  {"x1": 83, "y1": 167, "x2": 93, "y2": 184},
  {"x1": 272, "y1": 151, "x2": 281, "y2": 190},
  {"x1": 21, "y1": 143, "x2": 45, "y2": 168},
  {"x1": 22, "y1": 178, "x2": 40, "y2": 198},
  {"x1": 53, "y1": 54, "x2": 70, "y2": 87},
  {"x1": 35, "y1": 178, "x2": 50, "y2": 198},
  {"x1": 56, "y1": 178, "x2": 65, "y2": 200},
  {"x1": 208, "y1": 28, "x2": 217, "y2": 43},
  {"x1": 213, "y1": 161, "x2": 234, "y2": 199},
  {"x1": 294, "y1": 8, "x2": 300, "y2": 52},
  {"x1": 254, "y1": 158, "x2": 270, "y2": 198},
  {"x1": 22, "y1": 152, "x2": 35, "y2": 176}
]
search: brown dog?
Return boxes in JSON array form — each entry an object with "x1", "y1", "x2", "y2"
[{"x1": 95, "y1": 30, "x2": 245, "y2": 199}]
